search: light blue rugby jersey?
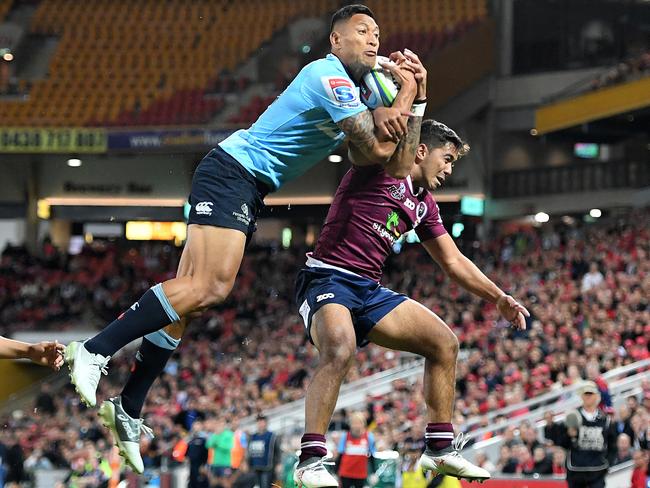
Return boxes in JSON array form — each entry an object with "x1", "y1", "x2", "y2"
[{"x1": 219, "y1": 54, "x2": 368, "y2": 191}]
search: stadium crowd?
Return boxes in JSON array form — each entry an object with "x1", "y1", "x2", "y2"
[{"x1": 0, "y1": 208, "x2": 648, "y2": 486}]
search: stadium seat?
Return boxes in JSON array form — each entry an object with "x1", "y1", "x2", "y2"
[{"x1": 0, "y1": 0, "x2": 334, "y2": 127}]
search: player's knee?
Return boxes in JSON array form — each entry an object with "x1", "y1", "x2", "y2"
[
  {"x1": 192, "y1": 279, "x2": 233, "y2": 309},
  {"x1": 439, "y1": 330, "x2": 459, "y2": 362},
  {"x1": 322, "y1": 343, "x2": 355, "y2": 373},
  {"x1": 447, "y1": 331, "x2": 460, "y2": 357},
  {"x1": 424, "y1": 327, "x2": 458, "y2": 364}
]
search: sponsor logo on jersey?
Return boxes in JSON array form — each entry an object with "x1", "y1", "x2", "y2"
[
  {"x1": 232, "y1": 203, "x2": 251, "y2": 225},
  {"x1": 388, "y1": 182, "x2": 406, "y2": 201},
  {"x1": 195, "y1": 201, "x2": 213, "y2": 216},
  {"x1": 316, "y1": 293, "x2": 335, "y2": 303},
  {"x1": 373, "y1": 222, "x2": 397, "y2": 243},
  {"x1": 321, "y1": 76, "x2": 361, "y2": 108},
  {"x1": 386, "y1": 210, "x2": 401, "y2": 237},
  {"x1": 404, "y1": 198, "x2": 415, "y2": 210}
]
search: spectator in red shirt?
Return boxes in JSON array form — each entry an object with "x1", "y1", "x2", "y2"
[{"x1": 630, "y1": 450, "x2": 649, "y2": 488}]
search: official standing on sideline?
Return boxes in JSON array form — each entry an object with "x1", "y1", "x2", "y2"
[{"x1": 556, "y1": 381, "x2": 618, "y2": 488}]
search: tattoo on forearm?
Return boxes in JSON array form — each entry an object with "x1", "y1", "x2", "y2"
[
  {"x1": 389, "y1": 115, "x2": 423, "y2": 166},
  {"x1": 337, "y1": 111, "x2": 377, "y2": 155}
]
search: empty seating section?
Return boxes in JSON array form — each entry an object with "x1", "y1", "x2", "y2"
[
  {"x1": 0, "y1": 0, "x2": 12, "y2": 22},
  {"x1": 368, "y1": 0, "x2": 488, "y2": 56},
  {"x1": 0, "y1": 0, "x2": 333, "y2": 127},
  {"x1": 230, "y1": 0, "x2": 488, "y2": 126}
]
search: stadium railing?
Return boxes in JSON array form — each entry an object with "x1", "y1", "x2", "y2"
[
  {"x1": 463, "y1": 358, "x2": 650, "y2": 433},
  {"x1": 464, "y1": 359, "x2": 650, "y2": 462},
  {"x1": 240, "y1": 354, "x2": 429, "y2": 434}
]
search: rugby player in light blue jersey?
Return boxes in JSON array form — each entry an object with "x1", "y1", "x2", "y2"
[{"x1": 64, "y1": 4, "x2": 422, "y2": 473}]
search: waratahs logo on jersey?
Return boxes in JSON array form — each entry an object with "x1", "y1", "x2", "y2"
[{"x1": 321, "y1": 76, "x2": 361, "y2": 108}]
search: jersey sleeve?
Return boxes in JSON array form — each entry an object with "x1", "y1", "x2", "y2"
[
  {"x1": 301, "y1": 62, "x2": 368, "y2": 123},
  {"x1": 415, "y1": 194, "x2": 448, "y2": 242}
]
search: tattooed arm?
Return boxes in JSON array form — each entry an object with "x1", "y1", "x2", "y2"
[
  {"x1": 338, "y1": 110, "x2": 397, "y2": 166},
  {"x1": 337, "y1": 56, "x2": 418, "y2": 176},
  {"x1": 347, "y1": 114, "x2": 422, "y2": 177},
  {"x1": 337, "y1": 102, "x2": 416, "y2": 175},
  {"x1": 383, "y1": 113, "x2": 423, "y2": 178}
]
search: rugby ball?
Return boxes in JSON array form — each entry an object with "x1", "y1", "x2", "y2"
[{"x1": 359, "y1": 56, "x2": 401, "y2": 109}]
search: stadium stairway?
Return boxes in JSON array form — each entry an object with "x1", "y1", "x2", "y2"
[
  {"x1": 209, "y1": 7, "x2": 333, "y2": 127},
  {"x1": 211, "y1": 82, "x2": 276, "y2": 126},
  {"x1": 0, "y1": 0, "x2": 54, "y2": 83}
]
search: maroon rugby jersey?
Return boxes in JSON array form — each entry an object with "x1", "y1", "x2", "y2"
[{"x1": 312, "y1": 164, "x2": 447, "y2": 282}]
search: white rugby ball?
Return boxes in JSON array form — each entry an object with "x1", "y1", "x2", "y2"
[{"x1": 359, "y1": 56, "x2": 401, "y2": 109}]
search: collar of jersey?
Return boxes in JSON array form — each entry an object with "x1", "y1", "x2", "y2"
[
  {"x1": 327, "y1": 53, "x2": 360, "y2": 86},
  {"x1": 406, "y1": 175, "x2": 424, "y2": 197}
]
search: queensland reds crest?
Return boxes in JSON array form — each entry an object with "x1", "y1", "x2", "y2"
[{"x1": 389, "y1": 182, "x2": 406, "y2": 201}]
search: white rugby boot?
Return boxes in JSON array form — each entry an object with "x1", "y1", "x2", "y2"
[
  {"x1": 293, "y1": 456, "x2": 338, "y2": 488},
  {"x1": 419, "y1": 433, "x2": 490, "y2": 483},
  {"x1": 65, "y1": 340, "x2": 110, "y2": 407}
]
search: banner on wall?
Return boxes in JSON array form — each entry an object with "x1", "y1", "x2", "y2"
[
  {"x1": 0, "y1": 128, "x2": 107, "y2": 153},
  {"x1": 107, "y1": 129, "x2": 234, "y2": 151},
  {"x1": 0, "y1": 127, "x2": 236, "y2": 153}
]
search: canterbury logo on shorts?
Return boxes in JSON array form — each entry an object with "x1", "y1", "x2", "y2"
[
  {"x1": 316, "y1": 293, "x2": 335, "y2": 302},
  {"x1": 195, "y1": 201, "x2": 214, "y2": 215}
]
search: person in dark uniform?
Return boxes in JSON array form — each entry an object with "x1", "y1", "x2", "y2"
[
  {"x1": 556, "y1": 381, "x2": 618, "y2": 488},
  {"x1": 186, "y1": 420, "x2": 209, "y2": 488},
  {"x1": 247, "y1": 415, "x2": 281, "y2": 488}
]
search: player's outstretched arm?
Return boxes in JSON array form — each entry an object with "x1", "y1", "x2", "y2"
[
  {"x1": 422, "y1": 234, "x2": 530, "y2": 330},
  {"x1": 0, "y1": 336, "x2": 65, "y2": 370}
]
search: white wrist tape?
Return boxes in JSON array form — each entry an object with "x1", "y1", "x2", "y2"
[{"x1": 411, "y1": 102, "x2": 427, "y2": 117}]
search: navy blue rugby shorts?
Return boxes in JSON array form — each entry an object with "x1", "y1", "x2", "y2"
[
  {"x1": 188, "y1": 147, "x2": 270, "y2": 242},
  {"x1": 295, "y1": 266, "x2": 408, "y2": 347}
]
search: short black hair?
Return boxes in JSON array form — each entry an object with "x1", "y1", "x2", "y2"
[
  {"x1": 330, "y1": 4, "x2": 375, "y2": 33},
  {"x1": 420, "y1": 119, "x2": 470, "y2": 157}
]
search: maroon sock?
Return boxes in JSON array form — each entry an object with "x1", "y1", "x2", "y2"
[
  {"x1": 299, "y1": 433, "x2": 327, "y2": 464},
  {"x1": 425, "y1": 423, "x2": 454, "y2": 452}
]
